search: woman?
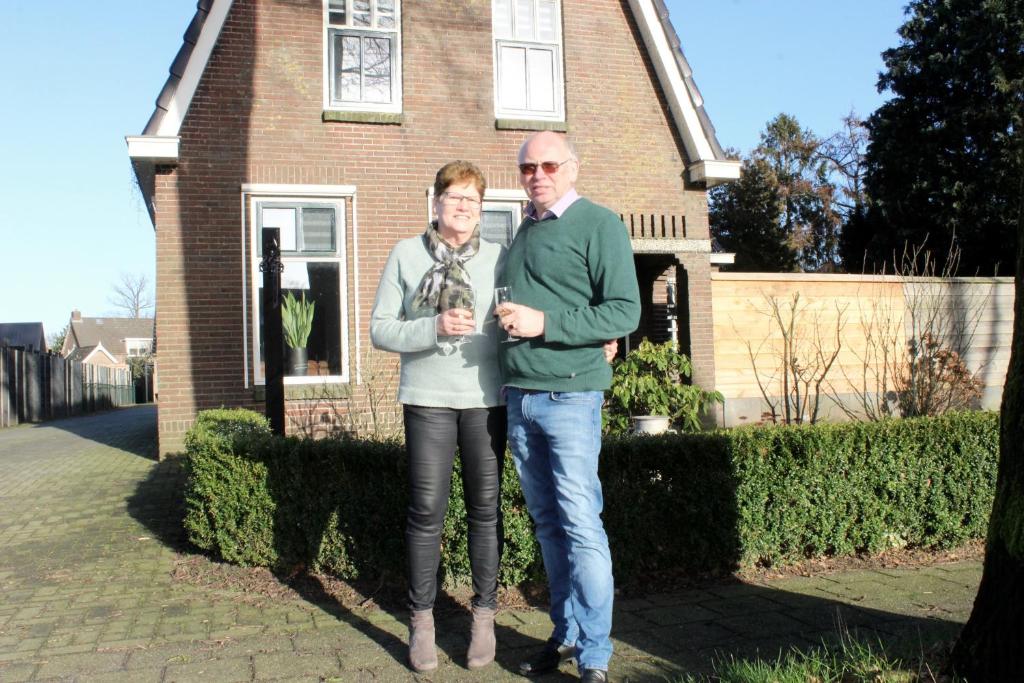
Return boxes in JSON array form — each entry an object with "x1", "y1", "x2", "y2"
[{"x1": 370, "y1": 161, "x2": 505, "y2": 673}]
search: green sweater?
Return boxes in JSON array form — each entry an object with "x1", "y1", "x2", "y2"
[
  {"x1": 370, "y1": 234, "x2": 506, "y2": 408},
  {"x1": 498, "y1": 198, "x2": 641, "y2": 391}
]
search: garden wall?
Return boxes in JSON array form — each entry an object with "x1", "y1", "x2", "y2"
[{"x1": 711, "y1": 273, "x2": 1015, "y2": 426}]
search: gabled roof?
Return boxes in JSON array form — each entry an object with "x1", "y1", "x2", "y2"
[
  {"x1": 0, "y1": 323, "x2": 47, "y2": 353},
  {"x1": 67, "y1": 317, "x2": 155, "y2": 357},
  {"x1": 127, "y1": 0, "x2": 739, "y2": 210},
  {"x1": 66, "y1": 342, "x2": 119, "y2": 365}
]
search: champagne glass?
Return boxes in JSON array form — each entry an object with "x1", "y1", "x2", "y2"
[
  {"x1": 494, "y1": 286, "x2": 518, "y2": 342},
  {"x1": 452, "y1": 288, "x2": 476, "y2": 348}
]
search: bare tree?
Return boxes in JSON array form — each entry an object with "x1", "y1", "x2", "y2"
[
  {"x1": 109, "y1": 273, "x2": 154, "y2": 318},
  {"x1": 742, "y1": 292, "x2": 846, "y2": 424},
  {"x1": 821, "y1": 113, "x2": 869, "y2": 218},
  {"x1": 832, "y1": 241, "x2": 989, "y2": 420}
]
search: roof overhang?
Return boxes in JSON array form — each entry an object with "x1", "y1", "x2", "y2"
[
  {"x1": 626, "y1": 0, "x2": 740, "y2": 186},
  {"x1": 127, "y1": 0, "x2": 233, "y2": 225},
  {"x1": 688, "y1": 159, "x2": 742, "y2": 186},
  {"x1": 126, "y1": 135, "x2": 180, "y2": 162}
]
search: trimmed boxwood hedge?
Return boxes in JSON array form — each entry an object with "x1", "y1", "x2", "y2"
[{"x1": 183, "y1": 408, "x2": 998, "y2": 585}]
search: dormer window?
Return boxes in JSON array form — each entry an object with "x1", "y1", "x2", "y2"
[
  {"x1": 325, "y1": 0, "x2": 402, "y2": 113},
  {"x1": 492, "y1": 0, "x2": 564, "y2": 122}
]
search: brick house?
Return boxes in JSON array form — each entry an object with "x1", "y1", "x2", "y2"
[
  {"x1": 60, "y1": 310, "x2": 155, "y2": 370},
  {"x1": 127, "y1": 0, "x2": 739, "y2": 456}
]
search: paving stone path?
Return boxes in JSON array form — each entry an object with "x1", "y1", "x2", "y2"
[{"x1": 0, "y1": 406, "x2": 981, "y2": 682}]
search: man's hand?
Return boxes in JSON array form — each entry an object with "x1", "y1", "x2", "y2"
[
  {"x1": 436, "y1": 308, "x2": 475, "y2": 336},
  {"x1": 496, "y1": 302, "x2": 545, "y2": 338},
  {"x1": 603, "y1": 339, "x2": 619, "y2": 363}
]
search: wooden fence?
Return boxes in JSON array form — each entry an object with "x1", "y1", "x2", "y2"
[
  {"x1": 0, "y1": 346, "x2": 135, "y2": 428},
  {"x1": 711, "y1": 273, "x2": 1015, "y2": 426}
]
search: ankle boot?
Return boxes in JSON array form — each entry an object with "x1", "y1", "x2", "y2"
[
  {"x1": 466, "y1": 605, "x2": 496, "y2": 670},
  {"x1": 409, "y1": 609, "x2": 438, "y2": 672}
]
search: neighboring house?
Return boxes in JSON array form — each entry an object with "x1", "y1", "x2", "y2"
[
  {"x1": 126, "y1": 0, "x2": 740, "y2": 455},
  {"x1": 0, "y1": 323, "x2": 47, "y2": 353},
  {"x1": 60, "y1": 310, "x2": 155, "y2": 369}
]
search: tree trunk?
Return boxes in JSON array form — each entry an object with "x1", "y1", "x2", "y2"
[{"x1": 950, "y1": 171, "x2": 1024, "y2": 680}]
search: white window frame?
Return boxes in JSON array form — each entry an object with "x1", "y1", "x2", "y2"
[
  {"x1": 323, "y1": 0, "x2": 403, "y2": 113},
  {"x1": 492, "y1": 0, "x2": 565, "y2": 121},
  {"x1": 247, "y1": 192, "x2": 352, "y2": 386},
  {"x1": 124, "y1": 338, "x2": 152, "y2": 357}
]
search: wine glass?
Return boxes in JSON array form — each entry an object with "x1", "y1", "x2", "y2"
[
  {"x1": 494, "y1": 286, "x2": 518, "y2": 342},
  {"x1": 452, "y1": 289, "x2": 476, "y2": 348}
]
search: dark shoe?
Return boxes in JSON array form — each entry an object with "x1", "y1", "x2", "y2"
[
  {"x1": 518, "y1": 638, "x2": 575, "y2": 676},
  {"x1": 581, "y1": 669, "x2": 609, "y2": 683}
]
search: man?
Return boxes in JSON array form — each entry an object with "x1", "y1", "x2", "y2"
[{"x1": 496, "y1": 131, "x2": 641, "y2": 683}]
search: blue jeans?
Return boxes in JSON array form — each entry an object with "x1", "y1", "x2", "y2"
[{"x1": 506, "y1": 387, "x2": 613, "y2": 671}]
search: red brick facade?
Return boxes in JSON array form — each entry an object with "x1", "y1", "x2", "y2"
[{"x1": 150, "y1": 0, "x2": 718, "y2": 455}]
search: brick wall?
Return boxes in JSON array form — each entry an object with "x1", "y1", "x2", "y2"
[{"x1": 152, "y1": 0, "x2": 714, "y2": 454}]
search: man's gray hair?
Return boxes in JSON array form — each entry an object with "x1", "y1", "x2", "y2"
[{"x1": 518, "y1": 131, "x2": 580, "y2": 162}]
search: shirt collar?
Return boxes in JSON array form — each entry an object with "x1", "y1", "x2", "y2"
[{"x1": 525, "y1": 189, "x2": 580, "y2": 221}]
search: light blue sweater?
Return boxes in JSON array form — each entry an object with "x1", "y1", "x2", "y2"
[{"x1": 370, "y1": 234, "x2": 506, "y2": 408}]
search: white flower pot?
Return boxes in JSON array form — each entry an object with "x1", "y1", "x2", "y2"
[{"x1": 631, "y1": 415, "x2": 671, "y2": 435}]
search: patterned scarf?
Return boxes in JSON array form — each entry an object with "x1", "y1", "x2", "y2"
[{"x1": 412, "y1": 221, "x2": 480, "y2": 313}]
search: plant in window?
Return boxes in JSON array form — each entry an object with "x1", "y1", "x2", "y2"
[{"x1": 282, "y1": 292, "x2": 316, "y2": 375}]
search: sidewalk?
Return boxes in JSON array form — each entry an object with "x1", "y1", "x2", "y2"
[{"x1": 0, "y1": 407, "x2": 980, "y2": 682}]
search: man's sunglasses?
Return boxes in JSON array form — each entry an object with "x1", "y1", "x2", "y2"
[{"x1": 518, "y1": 159, "x2": 572, "y2": 176}]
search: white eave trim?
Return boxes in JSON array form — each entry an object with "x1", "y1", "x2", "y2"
[
  {"x1": 688, "y1": 159, "x2": 742, "y2": 186},
  {"x1": 126, "y1": 135, "x2": 180, "y2": 161},
  {"x1": 156, "y1": 0, "x2": 235, "y2": 138},
  {"x1": 626, "y1": 0, "x2": 716, "y2": 165},
  {"x1": 82, "y1": 343, "x2": 118, "y2": 365}
]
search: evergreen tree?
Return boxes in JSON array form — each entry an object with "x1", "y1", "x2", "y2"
[
  {"x1": 859, "y1": 0, "x2": 1024, "y2": 275},
  {"x1": 710, "y1": 114, "x2": 840, "y2": 272},
  {"x1": 709, "y1": 157, "x2": 795, "y2": 272}
]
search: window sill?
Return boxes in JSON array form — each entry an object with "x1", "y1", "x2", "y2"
[
  {"x1": 495, "y1": 118, "x2": 568, "y2": 132},
  {"x1": 252, "y1": 382, "x2": 352, "y2": 402},
  {"x1": 323, "y1": 110, "x2": 404, "y2": 125}
]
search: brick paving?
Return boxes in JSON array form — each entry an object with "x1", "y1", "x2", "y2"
[{"x1": 0, "y1": 406, "x2": 981, "y2": 682}]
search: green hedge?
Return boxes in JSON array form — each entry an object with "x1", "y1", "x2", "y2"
[{"x1": 183, "y1": 409, "x2": 998, "y2": 585}]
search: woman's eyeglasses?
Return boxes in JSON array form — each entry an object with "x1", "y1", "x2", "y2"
[{"x1": 441, "y1": 193, "x2": 482, "y2": 207}]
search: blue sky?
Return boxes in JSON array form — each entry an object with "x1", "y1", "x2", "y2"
[{"x1": 0, "y1": 1, "x2": 907, "y2": 343}]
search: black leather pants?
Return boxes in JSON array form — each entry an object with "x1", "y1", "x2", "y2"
[{"x1": 403, "y1": 405, "x2": 506, "y2": 611}]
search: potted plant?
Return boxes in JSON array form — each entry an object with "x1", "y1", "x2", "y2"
[
  {"x1": 604, "y1": 339, "x2": 723, "y2": 435},
  {"x1": 282, "y1": 291, "x2": 315, "y2": 376}
]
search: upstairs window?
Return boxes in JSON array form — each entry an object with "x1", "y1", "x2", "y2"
[
  {"x1": 492, "y1": 0, "x2": 564, "y2": 121},
  {"x1": 326, "y1": 0, "x2": 402, "y2": 112},
  {"x1": 124, "y1": 339, "x2": 153, "y2": 357}
]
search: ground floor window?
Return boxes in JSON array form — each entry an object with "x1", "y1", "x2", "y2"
[{"x1": 249, "y1": 196, "x2": 350, "y2": 384}]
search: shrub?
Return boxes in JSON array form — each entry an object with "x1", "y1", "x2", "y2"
[
  {"x1": 183, "y1": 409, "x2": 998, "y2": 584},
  {"x1": 604, "y1": 339, "x2": 723, "y2": 434}
]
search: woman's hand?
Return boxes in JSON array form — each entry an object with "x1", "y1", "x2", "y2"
[{"x1": 436, "y1": 308, "x2": 476, "y2": 336}]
